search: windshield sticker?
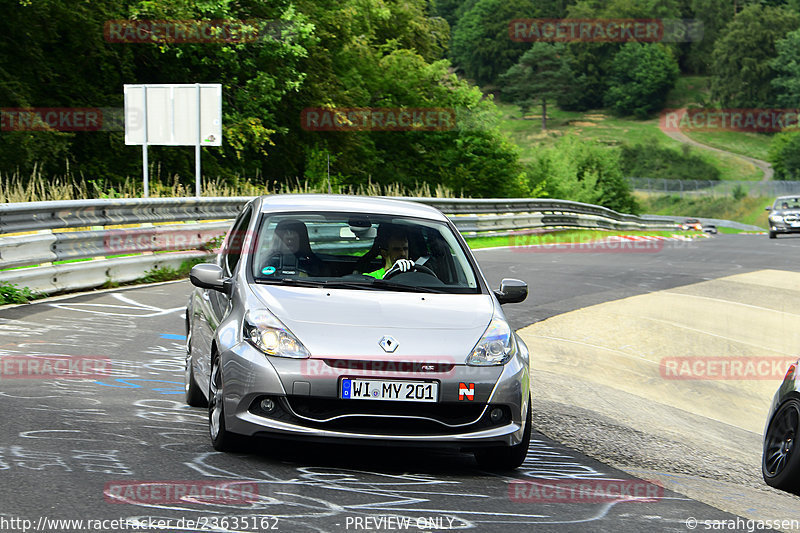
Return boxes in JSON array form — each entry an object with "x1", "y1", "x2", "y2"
[{"x1": 261, "y1": 266, "x2": 276, "y2": 275}]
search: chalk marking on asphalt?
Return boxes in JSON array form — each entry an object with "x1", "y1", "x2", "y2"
[{"x1": 49, "y1": 293, "x2": 183, "y2": 317}]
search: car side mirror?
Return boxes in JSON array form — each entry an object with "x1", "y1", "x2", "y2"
[
  {"x1": 494, "y1": 278, "x2": 528, "y2": 304},
  {"x1": 190, "y1": 264, "x2": 231, "y2": 294},
  {"x1": 766, "y1": 206, "x2": 772, "y2": 211}
]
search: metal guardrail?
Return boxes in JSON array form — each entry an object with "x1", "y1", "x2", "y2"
[
  {"x1": 627, "y1": 178, "x2": 800, "y2": 197},
  {"x1": 0, "y1": 196, "x2": 679, "y2": 296}
]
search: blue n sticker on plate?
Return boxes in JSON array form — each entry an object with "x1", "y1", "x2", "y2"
[
  {"x1": 262, "y1": 266, "x2": 276, "y2": 275},
  {"x1": 342, "y1": 378, "x2": 351, "y2": 399}
]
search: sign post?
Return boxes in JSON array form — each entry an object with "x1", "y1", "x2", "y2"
[{"x1": 124, "y1": 83, "x2": 222, "y2": 197}]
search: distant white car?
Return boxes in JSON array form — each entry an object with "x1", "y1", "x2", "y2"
[
  {"x1": 185, "y1": 195, "x2": 532, "y2": 469},
  {"x1": 766, "y1": 196, "x2": 800, "y2": 239}
]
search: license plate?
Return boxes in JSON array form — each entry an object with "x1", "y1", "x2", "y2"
[{"x1": 341, "y1": 378, "x2": 438, "y2": 402}]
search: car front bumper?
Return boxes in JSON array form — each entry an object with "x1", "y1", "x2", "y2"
[{"x1": 219, "y1": 341, "x2": 530, "y2": 448}]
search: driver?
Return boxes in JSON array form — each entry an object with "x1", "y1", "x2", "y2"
[{"x1": 366, "y1": 227, "x2": 415, "y2": 279}]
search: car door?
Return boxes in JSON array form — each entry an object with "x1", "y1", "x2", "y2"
[{"x1": 193, "y1": 205, "x2": 254, "y2": 383}]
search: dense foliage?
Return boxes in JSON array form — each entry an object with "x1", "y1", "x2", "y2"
[
  {"x1": 768, "y1": 131, "x2": 800, "y2": 180},
  {"x1": 0, "y1": 0, "x2": 526, "y2": 198},
  {"x1": 620, "y1": 139, "x2": 721, "y2": 181},
  {"x1": 499, "y1": 43, "x2": 574, "y2": 129},
  {"x1": 527, "y1": 136, "x2": 640, "y2": 214},
  {"x1": 710, "y1": 4, "x2": 800, "y2": 107},
  {"x1": 12, "y1": 0, "x2": 800, "y2": 210},
  {"x1": 604, "y1": 43, "x2": 680, "y2": 118}
]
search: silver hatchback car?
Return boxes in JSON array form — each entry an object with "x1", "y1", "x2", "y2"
[{"x1": 185, "y1": 195, "x2": 531, "y2": 469}]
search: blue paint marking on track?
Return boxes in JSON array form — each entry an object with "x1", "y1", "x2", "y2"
[
  {"x1": 93, "y1": 378, "x2": 183, "y2": 394},
  {"x1": 161, "y1": 334, "x2": 187, "y2": 340}
]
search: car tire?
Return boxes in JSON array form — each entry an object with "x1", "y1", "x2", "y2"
[
  {"x1": 185, "y1": 354, "x2": 207, "y2": 408},
  {"x1": 769, "y1": 231, "x2": 777, "y2": 239},
  {"x1": 208, "y1": 354, "x2": 243, "y2": 451},
  {"x1": 474, "y1": 396, "x2": 531, "y2": 470},
  {"x1": 762, "y1": 398, "x2": 800, "y2": 492}
]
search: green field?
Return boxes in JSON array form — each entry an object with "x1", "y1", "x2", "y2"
[
  {"x1": 634, "y1": 193, "x2": 771, "y2": 228},
  {"x1": 465, "y1": 229, "x2": 705, "y2": 250},
  {"x1": 681, "y1": 130, "x2": 773, "y2": 162},
  {"x1": 495, "y1": 101, "x2": 764, "y2": 181},
  {"x1": 496, "y1": 74, "x2": 777, "y2": 181}
]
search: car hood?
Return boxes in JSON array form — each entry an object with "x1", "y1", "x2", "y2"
[
  {"x1": 775, "y1": 209, "x2": 800, "y2": 216},
  {"x1": 249, "y1": 285, "x2": 495, "y2": 360}
]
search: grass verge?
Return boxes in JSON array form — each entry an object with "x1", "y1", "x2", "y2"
[
  {"x1": 465, "y1": 229, "x2": 701, "y2": 250},
  {"x1": 635, "y1": 193, "x2": 771, "y2": 228}
]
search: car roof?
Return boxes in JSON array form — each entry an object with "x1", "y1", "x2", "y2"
[
  {"x1": 775, "y1": 196, "x2": 799, "y2": 201},
  {"x1": 254, "y1": 194, "x2": 449, "y2": 222}
]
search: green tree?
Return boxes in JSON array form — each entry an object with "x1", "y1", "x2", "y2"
[
  {"x1": 527, "y1": 136, "x2": 640, "y2": 213},
  {"x1": 562, "y1": 0, "x2": 682, "y2": 111},
  {"x1": 604, "y1": 43, "x2": 679, "y2": 117},
  {"x1": 685, "y1": 0, "x2": 734, "y2": 73},
  {"x1": 768, "y1": 130, "x2": 800, "y2": 180},
  {"x1": 710, "y1": 4, "x2": 800, "y2": 107},
  {"x1": 499, "y1": 43, "x2": 575, "y2": 129},
  {"x1": 771, "y1": 28, "x2": 800, "y2": 106},
  {"x1": 450, "y1": 0, "x2": 540, "y2": 85}
]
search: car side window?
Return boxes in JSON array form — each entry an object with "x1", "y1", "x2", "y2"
[{"x1": 222, "y1": 207, "x2": 253, "y2": 277}]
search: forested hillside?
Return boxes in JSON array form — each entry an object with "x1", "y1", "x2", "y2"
[{"x1": 3, "y1": 0, "x2": 800, "y2": 211}]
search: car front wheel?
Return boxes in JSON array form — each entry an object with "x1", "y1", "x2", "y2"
[
  {"x1": 475, "y1": 396, "x2": 531, "y2": 470},
  {"x1": 208, "y1": 354, "x2": 242, "y2": 451},
  {"x1": 763, "y1": 398, "x2": 800, "y2": 492},
  {"x1": 185, "y1": 354, "x2": 207, "y2": 407}
]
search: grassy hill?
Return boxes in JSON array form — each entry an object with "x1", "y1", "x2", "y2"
[{"x1": 495, "y1": 75, "x2": 773, "y2": 182}]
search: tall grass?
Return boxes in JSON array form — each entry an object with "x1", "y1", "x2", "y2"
[{"x1": 0, "y1": 168, "x2": 459, "y2": 203}]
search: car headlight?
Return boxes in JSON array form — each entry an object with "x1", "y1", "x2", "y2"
[
  {"x1": 770, "y1": 215, "x2": 784, "y2": 223},
  {"x1": 467, "y1": 316, "x2": 514, "y2": 366},
  {"x1": 244, "y1": 309, "x2": 310, "y2": 359}
]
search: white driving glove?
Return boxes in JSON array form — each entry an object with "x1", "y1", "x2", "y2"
[{"x1": 385, "y1": 259, "x2": 415, "y2": 276}]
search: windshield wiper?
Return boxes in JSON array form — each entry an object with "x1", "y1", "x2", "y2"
[
  {"x1": 368, "y1": 279, "x2": 446, "y2": 293},
  {"x1": 254, "y1": 278, "x2": 328, "y2": 288},
  {"x1": 255, "y1": 277, "x2": 447, "y2": 293}
]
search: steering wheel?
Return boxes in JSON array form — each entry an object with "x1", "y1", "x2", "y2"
[{"x1": 383, "y1": 263, "x2": 438, "y2": 280}]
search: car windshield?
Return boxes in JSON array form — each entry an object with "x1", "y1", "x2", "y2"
[
  {"x1": 775, "y1": 198, "x2": 800, "y2": 210},
  {"x1": 250, "y1": 212, "x2": 480, "y2": 294}
]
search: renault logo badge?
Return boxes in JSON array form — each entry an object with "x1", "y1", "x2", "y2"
[{"x1": 379, "y1": 335, "x2": 398, "y2": 353}]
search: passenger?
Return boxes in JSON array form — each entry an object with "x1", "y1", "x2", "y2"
[{"x1": 264, "y1": 219, "x2": 327, "y2": 277}]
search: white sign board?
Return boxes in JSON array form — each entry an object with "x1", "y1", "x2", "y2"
[{"x1": 124, "y1": 84, "x2": 222, "y2": 146}]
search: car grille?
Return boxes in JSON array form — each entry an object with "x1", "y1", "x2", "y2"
[{"x1": 249, "y1": 395, "x2": 509, "y2": 435}]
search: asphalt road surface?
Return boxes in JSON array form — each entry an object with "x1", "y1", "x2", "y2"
[{"x1": 0, "y1": 233, "x2": 796, "y2": 533}]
